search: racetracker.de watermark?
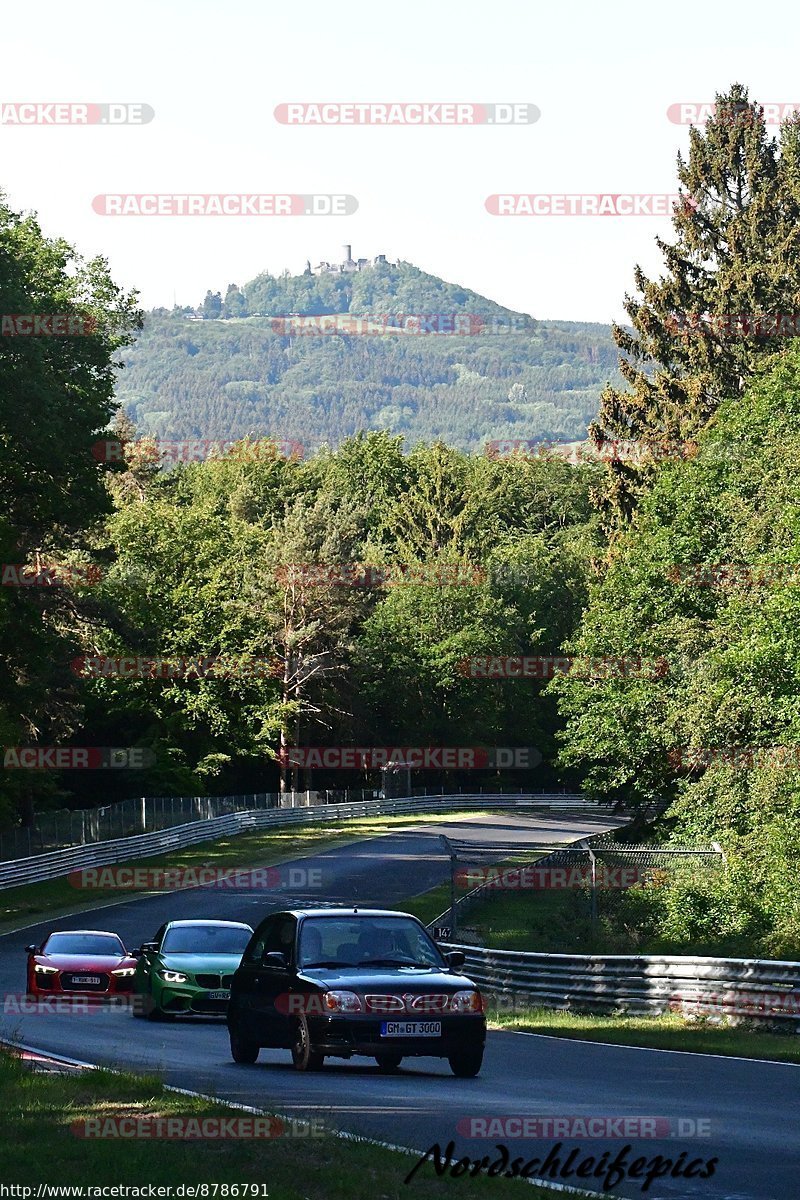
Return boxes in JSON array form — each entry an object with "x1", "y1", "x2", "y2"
[
  {"x1": 484, "y1": 438, "x2": 693, "y2": 463},
  {"x1": 485, "y1": 194, "x2": 696, "y2": 216},
  {"x1": 3, "y1": 747, "x2": 155, "y2": 769},
  {"x1": 270, "y1": 314, "x2": 535, "y2": 336},
  {"x1": 0, "y1": 103, "x2": 154, "y2": 125},
  {"x1": 455, "y1": 865, "x2": 642, "y2": 890},
  {"x1": 1, "y1": 563, "x2": 102, "y2": 586},
  {"x1": 666, "y1": 312, "x2": 800, "y2": 338},
  {"x1": 278, "y1": 746, "x2": 541, "y2": 770},
  {"x1": 0, "y1": 314, "x2": 96, "y2": 335},
  {"x1": 667, "y1": 563, "x2": 800, "y2": 587},
  {"x1": 667, "y1": 102, "x2": 800, "y2": 125},
  {"x1": 458, "y1": 655, "x2": 669, "y2": 680},
  {"x1": 91, "y1": 438, "x2": 305, "y2": 463},
  {"x1": 70, "y1": 654, "x2": 282, "y2": 680},
  {"x1": 275, "y1": 991, "x2": 484, "y2": 1015},
  {"x1": 456, "y1": 1116, "x2": 711, "y2": 1139},
  {"x1": 67, "y1": 865, "x2": 323, "y2": 890},
  {"x1": 276, "y1": 562, "x2": 486, "y2": 587},
  {"x1": 92, "y1": 194, "x2": 358, "y2": 216},
  {"x1": 70, "y1": 1116, "x2": 325, "y2": 1139},
  {"x1": 669, "y1": 990, "x2": 800, "y2": 1016},
  {"x1": 668, "y1": 746, "x2": 800, "y2": 771},
  {"x1": 274, "y1": 102, "x2": 540, "y2": 125},
  {"x1": 4, "y1": 995, "x2": 143, "y2": 1017}
]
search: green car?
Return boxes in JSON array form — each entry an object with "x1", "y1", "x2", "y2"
[{"x1": 132, "y1": 919, "x2": 253, "y2": 1020}]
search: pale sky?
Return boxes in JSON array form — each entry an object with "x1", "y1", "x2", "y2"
[{"x1": 2, "y1": 0, "x2": 799, "y2": 322}]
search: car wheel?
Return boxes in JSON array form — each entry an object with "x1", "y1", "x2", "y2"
[
  {"x1": 375, "y1": 1052, "x2": 403, "y2": 1072},
  {"x1": 448, "y1": 1047, "x2": 484, "y2": 1078},
  {"x1": 290, "y1": 1016, "x2": 324, "y2": 1071},
  {"x1": 230, "y1": 1027, "x2": 259, "y2": 1064}
]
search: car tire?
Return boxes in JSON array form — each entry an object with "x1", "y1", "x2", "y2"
[
  {"x1": 448, "y1": 1047, "x2": 484, "y2": 1078},
  {"x1": 375, "y1": 1053, "x2": 403, "y2": 1072},
  {"x1": 290, "y1": 1016, "x2": 324, "y2": 1071},
  {"x1": 230, "y1": 1027, "x2": 260, "y2": 1064}
]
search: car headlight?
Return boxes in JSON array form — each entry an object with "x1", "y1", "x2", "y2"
[
  {"x1": 322, "y1": 989, "x2": 363, "y2": 1014},
  {"x1": 159, "y1": 970, "x2": 189, "y2": 984},
  {"x1": 111, "y1": 967, "x2": 136, "y2": 978},
  {"x1": 34, "y1": 964, "x2": 58, "y2": 975},
  {"x1": 449, "y1": 989, "x2": 484, "y2": 1013}
]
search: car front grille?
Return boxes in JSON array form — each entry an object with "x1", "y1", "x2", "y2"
[
  {"x1": 365, "y1": 993, "x2": 451, "y2": 1014},
  {"x1": 195, "y1": 973, "x2": 221, "y2": 989},
  {"x1": 60, "y1": 973, "x2": 109, "y2": 992}
]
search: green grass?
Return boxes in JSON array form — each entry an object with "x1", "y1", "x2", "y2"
[
  {"x1": 0, "y1": 1049, "x2": 569, "y2": 1197},
  {"x1": 403, "y1": 879, "x2": 457, "y2": 926},
  {"x1": 449, "y1": 886, "x2": 596, "y2": 952},
  {"x1": 487, "y1": 1005, "x2": 800, "y2": 1063},
  {"x1": 403, "y1": 855, "x2": 572, "y2": 946},
  {"x1": 0, "y1": 810, "x2": 498, "y2": 935}
]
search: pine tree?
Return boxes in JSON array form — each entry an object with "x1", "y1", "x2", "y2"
[{"x1": 593, "y1": 83, "x2": 800, "y2": 522}]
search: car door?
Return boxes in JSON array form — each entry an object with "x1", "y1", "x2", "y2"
[{"x1": 243, "y1": 915, "x2": 297, "y2": 1046}]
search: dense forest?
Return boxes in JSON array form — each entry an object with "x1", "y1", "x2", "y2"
[
  {"x1": 3, "y1": 83, "x2": 800, "y2": 955},
  {"x1": 116, "y1": 260, "x2": 621, "y2": 452}
]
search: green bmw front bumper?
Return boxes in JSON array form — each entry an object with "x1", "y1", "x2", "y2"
[{"x1": 145, "y1": 970, "x2": 235, "y2": 1015}]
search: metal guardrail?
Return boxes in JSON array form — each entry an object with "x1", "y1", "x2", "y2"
[
  {"x1": 0, "y1": 785, "x2": 586, "y2": 861},
  {"x1": 443, "y1": 943, "x2": 800, "y2": 1024},
  {"x1": 0, "y1": 793, "x2": 281, "y2": 861},
  {"x1": 0, "y1": 793, "x2": 598, "y2": 889}
]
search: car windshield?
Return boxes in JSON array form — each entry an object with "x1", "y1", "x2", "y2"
[
  {"x1": 43, "y1": 933, "x2": 125, "y2": 957},
  {"x1": 161, "y1": 925, "x2": 252, "y2": 954},
  {"x1": 297, "y1": 917, "x2": 445, "y2": 969}
]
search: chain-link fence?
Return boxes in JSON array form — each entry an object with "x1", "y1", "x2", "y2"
[
  {"x1": 433, "y1": 833, "x2": 725, "y2": 942},
  {"x1": 0, "y1": 793, "x2": 278, "y2": 861},
  {"x1": 0, "y1": 784, "x2": 578, "y2": 862}
]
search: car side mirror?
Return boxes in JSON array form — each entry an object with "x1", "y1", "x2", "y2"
[
  {"x1": 129, "y1": 948, "x2": 142, "y2": 958},
  {"x1": 25, "y1": 945, "x2": 36, "y2": 954},
  {"x1": 141, "y1": 942, "x2": 158, "y2": 952},
  {"x1": 263, "y1": 951, "x2": 288, "y2": 969},
  {"x1": 446, "y1": 950, "x2": 466, "y2": 970}
]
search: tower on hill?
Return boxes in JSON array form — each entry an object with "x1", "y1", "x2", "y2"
[{"x1": 312, "y1": 247, "x2": 396, "y2": 275}]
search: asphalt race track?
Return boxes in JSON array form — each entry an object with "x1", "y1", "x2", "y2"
[{"x1": 2, "y1": 813, "x2": 798, "y2": 1200}]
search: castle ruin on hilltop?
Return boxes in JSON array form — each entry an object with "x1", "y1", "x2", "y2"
[{"x1": 307, "y1": 246, "x2": 396, "y2": 275}]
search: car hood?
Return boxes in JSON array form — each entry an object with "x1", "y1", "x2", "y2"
[
  {"x1": 36, "y1": 954, "x2": 133, "y2": 970},
  {"x1": 158, "y1": 954, "x2": 243, "y2": 973},
  {"x1": 297, "y1": 966, "x2": 478, "y2": 992}
]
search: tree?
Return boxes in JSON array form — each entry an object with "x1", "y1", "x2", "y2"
[
  {"x1": 592, "y1": 83, "x2": 800, "y2": 522},
  {"x1": 223, "y1": 283, "x2": 248, "y2": 319},
  {"x1": 202, "y1": 290, "x2": 222, "y2": 319},
  {"x1": 0, "y1": 191, "x2": 141, "y2": 824}
]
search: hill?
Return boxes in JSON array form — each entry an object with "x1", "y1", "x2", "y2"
[{"x1": 114, "y1": 259, "x2": 622, "y2": 453}]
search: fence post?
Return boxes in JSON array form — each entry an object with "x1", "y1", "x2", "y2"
[{"x1": 588, "y1": 848, "x2": 597, "y2": 931}]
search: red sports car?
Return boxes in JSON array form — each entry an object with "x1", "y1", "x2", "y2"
[{"x1": 26, "y1": 929, "x2": 138, "y2": 998}]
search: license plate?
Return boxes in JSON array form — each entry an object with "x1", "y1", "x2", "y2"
[
  {"x1": 380, "y1": 1020, "x2": 441, "y2": 1037},
  {"x1": 207, "y1": 989, "x2": 230, "y2": 1001},
  {"x1": 72, "y1": 976, "x2": 100, "y2": 985}
]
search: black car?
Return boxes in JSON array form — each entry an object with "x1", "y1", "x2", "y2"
[{"x1": 226, "y1": 907, "x2": 486, "y2": 1076}]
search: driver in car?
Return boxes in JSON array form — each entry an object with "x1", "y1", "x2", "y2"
[{"x1": 356, "y1": 927, "x2": 397, "y2": 963}]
